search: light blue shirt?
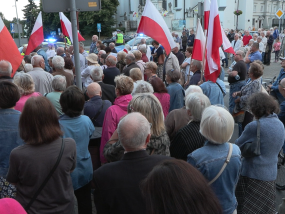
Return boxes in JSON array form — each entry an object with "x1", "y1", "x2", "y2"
[
  {"x1": 59, "y1": 115, "x2": 95, "y2": 190},
  {"x1": 246, "y1": 50, "x2": 262, "y2": 70},
  {"x1": 200, "y1": 78, "x2": 226, "y2": 106},
  {"x1": 167, "y1": 83, "x2": 185, "y2": 112}
]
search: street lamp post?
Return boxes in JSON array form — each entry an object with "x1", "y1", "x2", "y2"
[
  {"x1": 236, "y1": 0, "x2": 240, "y2": 31},
  {"x1": 15, "y1": 0, "x2": 21, "y2": 47}
]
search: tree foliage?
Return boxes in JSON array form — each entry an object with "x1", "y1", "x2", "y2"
[{"x1": 22, "y1": 0, "x2": 38, "y2": 37}]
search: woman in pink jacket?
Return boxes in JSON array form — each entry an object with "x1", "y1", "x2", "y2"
[
  {"x1": 149, "y1": 77, "x2": 170, "y2": 118},
  {"x1": 100, "y1": 75, "x2": 134, "y2": 164}
]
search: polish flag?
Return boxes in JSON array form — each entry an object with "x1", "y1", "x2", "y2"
[
  {"x1": 59, "y1": 12, "x2": 85, "y2": 44},
  {"x1": 0, "y1": 17, "x2": 23, "y2": 77},
  {"x1": 222, "y1": 28, "x2": 235, "y2": 54},
  {"x1": 204, "y1": 0, "x2": 222, "y2": 83},
  {"x1": 137, "y1": 0, "x2": 176, "y2": 55},
  {"x1": 25, "y1": 12, "x2": 44, "y2": 56},
  {"x1": 192, "y1": 20, "x2": 206, "y2": 61},
  {"x1": 204, "y1": 0, "x2": 211, "y2": 30}
]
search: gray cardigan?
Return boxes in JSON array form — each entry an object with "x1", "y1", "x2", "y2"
[{"x1": 235, "y1": 114, "x2": 285, "y2": 181}]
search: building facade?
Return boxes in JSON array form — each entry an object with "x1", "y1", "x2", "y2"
[{"x1": 115, "y1": 0, "x2": 279, "y2": 33}]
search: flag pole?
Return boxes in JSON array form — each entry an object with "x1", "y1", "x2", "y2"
[{"x1": 200, "y1": 29, "x2": 208, "y2": 82}]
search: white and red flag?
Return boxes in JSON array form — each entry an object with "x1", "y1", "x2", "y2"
[
  {"x1": 137, "y1": 0, "x2": 176, "y2": 55},
  {"x1": 192, "y1": 20, "x2": 206, "y2": 61},
  {"x1": 59, "y1": 12, "x2": 85, "y2": 44},
  {"x1": 204, "y1": 0, "x2": 222, "y2": 83},
  {"x1": 222, "y1": 28, "x2": 235, "y2": 54},
  {"x1": 25, "y1": 12, "x2": 44, "y2": 56},
  {"x1": 204, "y1": 0, "x2": 211, "y2": 30},
  {"x1": 0, "y1": 17, "x2": 23, "y2": 76}
]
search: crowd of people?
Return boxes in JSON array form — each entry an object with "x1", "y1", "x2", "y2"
[{"x1": 1, "y1": 25, "x2": 285, "y2": 214}]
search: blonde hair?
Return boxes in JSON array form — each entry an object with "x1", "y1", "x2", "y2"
[
  {"x1": 128, "y1": 93, "x2": 165, "y2": 136},
  {"x1": 13, "y1": 73, "x2": 35, "y2": 95},
  {"x1": 133, "y1": 50, "x2": 142, "y2": 60},
  {"x1": 130, "y1": 68, "x2": 142, "y2": 81},
  {"x1": 117, "y1": 51, "x2": 127, "y2": 61},
  {"x1": 114, "y1": 74, "x2": 134, "y2": 95},
  {"x1": 145, "y1": 61, "x2": 157, "y2": 74},
  {"x1": 200, "y1": 106, "x2": 234, "y2": 144}
]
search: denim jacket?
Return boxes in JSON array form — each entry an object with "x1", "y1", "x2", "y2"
[
  {"x1": 188, "y1": 141, "x2": 241, "y2": 214},
  {"x1": 167, "y1": 83, "x2": 185, "y2": 112},
  {"x1": 0, "y1": 109, "x2": 24, "y2": 177}
]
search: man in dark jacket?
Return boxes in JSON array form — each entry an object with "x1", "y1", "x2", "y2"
[
  {"x1": 181, "y1": 31, "x2": 188, "y2": 52},
  {"x1": 227, "y1": 29, "x2": 235, "y2": 43},
  {"x1": 93, "y1": 112, "x2": 171, "y2": 214},
  {"x1": 172, "y1": 44, "x2": 185, "y2": 65},
  {"x1": 122, "y1": 53, "x2": 140, "y2": 76},
  {"x1": 187, "y1": 29, "x2": 195, "y2": 47},
  {"x1": 188, "y1": 60, "x2": 204, "y2": 86},
  {"x1": 103, "y1": 55, "x2": 120, "y2": 86},
  {"x1": 264, "y1": 31, "x2": 274, "y2": 65}
]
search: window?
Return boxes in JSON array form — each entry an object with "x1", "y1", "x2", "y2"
[
  {"x1": 175, "y1": 0, "x2": 178, "y2": 8},
  {"x1": 162, "y1": 0, "x2": 167, "y2": 10},
  {"x1": 252, "y1": 18, "x2": 255, "y2": 26},
  {"x1": 254, "y1": 5, "x2": 257, "y2": 12},
  {"x1": 261, "y1": 5, "x2": 264, "y2": 12}
]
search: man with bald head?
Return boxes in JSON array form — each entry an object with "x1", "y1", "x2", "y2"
[
  {"x1": 0, "y1": 60, "x2": 13, "y2": 82},
  {"x1": 34, "y1": 44, "x2": 50, "y2": 72},
  {"x1": 122, "y1": 53, "x2": 140, "y2": 76},
  {"x1": 103, "y1": 55, "x2": 120, "y2": 86},
  {"x1": 84, "y1": 82, "x2": 111, "y2": 127},
  {"x1": 56, "y1": 47, "x2": 66, "y2": 58},
  {"x1": 93, "y1": 112, "x2": 171, "y2": 214},
  {"x1": 28, "y1": 55, "x2": 54, "y2": 95}
]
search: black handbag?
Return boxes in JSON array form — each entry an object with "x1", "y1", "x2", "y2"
[{"x1": 240, "y1": 120, "x2": 261, "y2": 158}]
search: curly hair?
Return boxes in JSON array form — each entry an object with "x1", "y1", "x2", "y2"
[
  {"x1": 114, "y1": 74, "x2": 134, "y2": 95},
  {"x1": 248, "y1": 62, "x2": 263, "y2": 79},
  {"x1": 64, "y1": 57, "x2": 74, "y2": 70},
  {"x1": 249, "y1": 93, "x2": 279, "y2": 119}
]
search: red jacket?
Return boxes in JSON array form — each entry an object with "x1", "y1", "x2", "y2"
[{"x1": 242, "y1": 35, "x2": 252, "y2": 46}]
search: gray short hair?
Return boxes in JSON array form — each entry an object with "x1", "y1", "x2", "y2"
[
  {"x1": 52, "y1": 56, "x2": 65, "y2": 70},
  {"x1": 106, "y1": 56, "x2": 117, "y2": 66},
  {"x1": 186, "y1": 93, "x2": 211, "y2": 121},
  {"x1": 13, "y1": 73, "x2": 35, "y2": 95},
  {"x1": 200, "y1": 106, "x2": 234, "y2": 144},
  {"x1": 90, "y1": 66, "x2": 103, "y2": 81},
  {"x1": 185, "y1": 85, "x2": 203, "y2": 98},
  {"x1": 109, "y1": 42, "x2": 115, "y2": 48},
  {"x1": 118, "y1": 112, "x2": 150, "y2": 150},
  {"x1": 24, "y1": 64, "x2": 33, "y2": 72},
  {"x1": 126, "y1": 53, "x2": 136, "y2": 62},
  {"x1": 0, "y1": 60, "x2": 12, "y2": 76},
  {"x1": 79, "y1": 42, "x2": 84, "y2": 48},
  {"x1": 99, "y1": 50, "x2": 106, "y2": 55},
  {"x1": 166, "y1": 69, "x2": 181, "y2": 82},
  {"x1": 133, "y1": 80, "x2": 154, "y2": 94},
  {"x1": 192, "y1": 60, "x2": 202, "y2": 70},
  {"x1": 139, "y1": 45, "x2": 147, "y2": 53},
  {"x1": 52, "y1": 75, "x2": 66, "y2": 91},
  {"x1": 31, "y1": 55, "x2": 44, "y2": 66}
]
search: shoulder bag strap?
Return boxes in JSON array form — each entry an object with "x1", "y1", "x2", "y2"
[
  {"x1": 215, "y1": 81, "x2": 226, "y2": 96},
  {"x1": 25, "y1": 139, "x2": 65, "y2": 211},
  {"x1": 91, "y1": 100, "x2": 105, "y2": 123},
  {"x1": 208, "y1": 143, "x2": 233, "y2": 185}
]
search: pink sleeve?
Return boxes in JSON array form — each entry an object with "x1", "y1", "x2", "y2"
[{"x1": 100, "y1": 107, "x2": 117, "y2": 164}]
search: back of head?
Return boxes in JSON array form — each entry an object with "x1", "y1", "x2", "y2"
[
  {"x1": 87, "y1": 82, "x2": 102, "y2": 98},
  {"x1": 60, "y1": 86, "x2": 85, "y2": 117},
  {"x1": 90, "y1": 66, "x2": 103, "y2": 82},
  {"x1": 252, "y1": 42, "x2": 259, "y2": 50},
  {"x1": 249, "y1": 62, "x2": 263, "y2": 78},
  {"x1": 20, "y1": 96, "x2": 62, "y2": 144},
  {"x1": 24, "y1": 55, "x2": 32, "y2": 64},
  {"x1": 0, "y1": 60, "x2": 12, "y2": 77},
  {"x1": 192, "y1": 60, "x2": 202, "y2": 71},
  {"x1": 13, "y1": 73, "x2": 35, "y2": 96},
  {"x1": 52, "y1": 56, "x2": 65, "y2": 70},
  {"x1": 57, "y1": 47, "x2": 64, "y2": 55},
  {"x1": 117, "y1": 51, "x2": 127, "y2": 61},
  {"x1": 139, "y1": 45, "x2": 147, "y2": 53},
  {"x1": 128, "y1": 93, "x2": 164, "y2": 136},
  {"x1": 133, "y1": 50, "x2": 142, "y2": 60},
  {"x1": 200, "y1": 106, "x2": 234, "y2": 144},
  {"x1": 52, "y1": 75, "x2": 66, "y2": 91},
  {"x1": 24, "y1": 64, "x2": 33, "y2": 72},
  {"x1": 185, "y1": 85, "x2": 203, "y2": 98},
  {"x1": 118, "y1": 112, "x2": 150, "y2": 151},
  {"x1": 0, "y1": 81, "x2": 20, "y2": 109},
  {"x1": 141, "y1": 159, "x2": 222, "y2": 214},
  {"x1": 31, "y1": 55, "x2": 44, "y2": 67},
  {"x1": 166, "y1": 69, "x2": 181, "y2": 83},
  {"x1": 114, "y1": 74, "x2": 134, "y2": 95},
  {"x1": 133, "y1": 80, "x2": 154, "y2": 94},
  {"x1": 185, "y1": 93, "x2": 211, "y2": 121},
  {"x1": 64, "y1": 57, "x2": 74, "y2": 70},
  {"x1": 106, "y1": 55, "x2": 117, "y2": 66},
  {"x1": 149, "y1": 77, "x2": 168, "y2": 93},
  {"x1": 130, "y1": 68, "x2": 142, "y2": 82}
]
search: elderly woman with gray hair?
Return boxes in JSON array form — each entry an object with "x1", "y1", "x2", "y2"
[
  {"x1": 166, "y1": 69, "x2": 185, "y2": 112},
  {"x1": 45, "y1": 75, "x2": 67, "y2": 116},
  {"x1": 188, "y1": 106, "x2": 241, "y2": 214},
  {"x1": 13, "y1": 73, "x2": 42, "y2": 112},
  {"x1": 170, "y1": 93, "x2": 210, "y2": 161}
]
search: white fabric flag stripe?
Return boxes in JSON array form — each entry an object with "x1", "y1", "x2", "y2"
[
  {"x1": 206, "y1": 0, "x2": 219, "y2": 74},
  {"x1": 59, "y1": 12, "x2": 74, "y2": 44},
  {"x1": 197, "y1": 20, "x2": 206, "y2": 58},
  {"x1": 142, "y1": 0, "x2": 176, "y2": 49},
  {"x1": 31, "y1": 11, "x2": 42, "y2": 34}
]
